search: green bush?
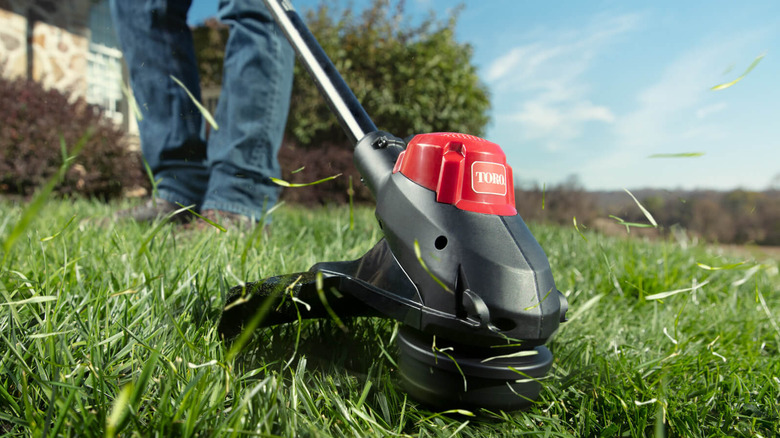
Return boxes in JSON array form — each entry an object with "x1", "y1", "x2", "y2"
[
  {"x1": 193, "y1": 0, "x2": 491, "y2": 148},
  {"x1": 289, "y1": 0, "x2": 491, "y2": 147},
  {"x1": 192, "y1": 0, "x2": 491, "y2": 204},
  {"x1": 278, "y1": 139, "x2": 372, "y2": 205},
  {"x1": 0, "y1": 76, "x2": 148, "y2": 199}
]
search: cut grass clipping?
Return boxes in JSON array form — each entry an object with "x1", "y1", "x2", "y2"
[
  {"x1": 0, "y1": 199, "x2": 778, "y2": 437},
  {"x1": 271, "y1": 173, "x2": 342, "y2": 188},
  {"x1": 170, "y1": 75, "x2": 219, "y2": 130},
  {"x1": 648, "y1": 152, "x2": 705, "y2": 158},
  {"x1": 610, "y1": 188, "x2": 658, "y2": 233},
  {"x1": 711, "y1": 53, "x2": 765, "y2": 91}
]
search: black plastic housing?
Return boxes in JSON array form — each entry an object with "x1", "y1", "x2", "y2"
[
  {"x1": 352, "y1": 132, "x2": 568, "y2": 347},
  {"x1": 220, "y1": 133, "x2": 569, "y2": 352},
  {"x1": 218, "y1": 0, "x2": 572, "y2": 411}
]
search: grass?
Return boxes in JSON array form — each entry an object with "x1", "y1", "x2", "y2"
[{"x1": 0, "y1": 198, "x2": 778, "y2": 437}]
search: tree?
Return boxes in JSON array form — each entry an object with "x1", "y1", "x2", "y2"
[
  {"x1": 191, "y1": 0, "x2": 491, "y2": 204},
  {"x1": 192, "y1": 18, "x2": 229, "y2": 89},
  {"x1": 289, "y1": 0, "x2": 490, "y2": 147},
  {"x1": 192, "y1": 0, "x2": 491, "y2": 148}
]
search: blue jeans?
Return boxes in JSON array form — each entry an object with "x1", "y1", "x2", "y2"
[{"x1": 110, "y1": 0, "x2": 294, "y2": 220}]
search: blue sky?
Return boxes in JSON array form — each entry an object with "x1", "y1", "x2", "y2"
[{"x1": 189, "y1": 1, "x2": 780, "y2": 191}]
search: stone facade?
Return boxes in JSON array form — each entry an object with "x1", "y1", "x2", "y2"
[
  {"x1": 32, "y1": 20, "x2": 89, "y2": 97},
  {"x1": 0, "y1": 9, "x2": 26, "y2": 79},
  {"x1": 0, "y1": 0, "x2": 139, "y2": 145},
  {"x1": 0, "y1": 0, "x2": 91, "y2": 99}
]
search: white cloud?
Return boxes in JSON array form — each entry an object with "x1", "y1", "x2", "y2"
[
  {"x1": 486, "y1": 13, "x2": 638, "y2": 151},
  {"x1": 695, "y1": 102, "x2": 728, "y2": 119},
  {"x1": 508, "y1": 100, "x2": 615, "y2": 151},
  {"x1": 580, "y1": 31, "x2": 768, "y2": 188},
  {"x1": 487, "y1": 14, "x2": 639, "y2": 86},
  {"x1": 580, "y1": 46, "x2": 725, "y2": 179},
  {"x1": 612, "y1": 41, "x2": 750, "y2": 154},
  {"x1": 572, "y1": 102, "x2": 616, "y2": 123},
  {"x1": 486, "y1": 44, "x2": 563, "y2": 83}
]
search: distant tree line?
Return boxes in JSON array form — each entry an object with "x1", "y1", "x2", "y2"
[
  {"x1": 516, "y1": 182, "x2": 780, "y2": 246},
  {"x1": 616, "y1": 189, "x2": 779, "y2": 246}
]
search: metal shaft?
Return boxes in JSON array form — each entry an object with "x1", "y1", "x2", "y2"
[{"x1": 263, "y1": 0, "x2": 378, "y2": 145}]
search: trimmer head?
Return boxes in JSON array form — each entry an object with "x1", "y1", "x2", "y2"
[
  {"x1": 219, "y1": 0, "x2": 569, "y2": 411},
  {"x1": 397, "y1": 326, "x2": 553, "y2": 410}
]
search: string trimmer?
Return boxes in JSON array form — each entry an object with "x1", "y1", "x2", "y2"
[{"x1": 218, "y1": 0, "x2": 568, "y2": 411}]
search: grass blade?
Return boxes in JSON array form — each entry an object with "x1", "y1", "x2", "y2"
[
  {"x1": 413, "y1": 240, "x2": 452, "y2": 293},
  {"x1": 39, "y1": 215, "x2": 76, "y2": 242},
  {"x1": 136, "y1": 205, "x2": 197, "y2": 256},
  {"x1": 170, "y1": 75, "x2": 219, "y2": 130},
  {"x1": 564, "y1": 294, "x2": 602, "y2": 324},
  {"x1": 711, "y1": 53, "x2": 765, "y2": 91},
  {"x1": 130, "y1": 351, "x2": 158, "y2": 412},
  {"x1": 106, "y1": 383, "x2": 133, "y2": 438},
  {"x1": 573, "y1": 216, "x2": 588, "y2": 241},
  {"x1": 697, "y1": 262, "x2": 748, "y2": 271},
  {"x1": 624, "y1": 188, "x2": 658, "y2": 227},
  {"x1": 1, "y1": 296, "x2": 57, "y2": 306},
  {"x1": 348, "y1": 175, "x2": 355, "y2": 231},
  {"x1": 142, "y1": 158, "x2": 161, "y2": 200},
  {"x1": 315, "y1": 271, "x2": 348, "y2": 332},
  {"x1": 121, "y1": 80, "x2": 143, "y2": 121},
  {"x1": 609, "y1": 215, "x2": 655, "y2": 233},
  {"x1": 645, "y1": 281, "x2": 709, "y2": 301},
  {"x1": 648, "y1": 152, "x2": 705, "y2": 158},
  {"x1": 1, "y1": 131, "x2": 90, "y2": 264},
  {"x1": 176, "y1": 203, "x2": 226, "y2": 232},
  {"x1": 271, "y1": 173, "x2": 342, "y2": 188}
]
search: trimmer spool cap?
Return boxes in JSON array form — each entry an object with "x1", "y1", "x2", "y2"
[
  {"x1": 393, "y1": 132, "x2": 518, "y2": 216},
  {"x1": 397, "y1": 326, "x2": 553, "y2": 411}
]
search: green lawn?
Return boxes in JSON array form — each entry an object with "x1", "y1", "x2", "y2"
[{"x1": 1, "y1": 198, "x2": 778, "y2": 437}]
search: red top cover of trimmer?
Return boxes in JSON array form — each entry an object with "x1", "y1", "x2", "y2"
[{"x1": 392, "y1": 133, "x2": 517, "y2": 216}]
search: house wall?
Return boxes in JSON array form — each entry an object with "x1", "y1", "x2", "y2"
[
  {"x1": 31, "y1": 20, "x2": 89, "y2": 97},
  {"x1": 0, "y1": 0, "x2": 91, "y2": 99},
  {"x1": 0, "y1": 9, "x2": 26, "y2": 79}
]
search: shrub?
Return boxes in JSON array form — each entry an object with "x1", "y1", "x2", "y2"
[
  {"x1": 0, "y1": 76, "x2": 148, "y2": 199},
  {"x1": 193, "y1": 0, "x2": 491, "y2": 204},
  {"x1": 288, "y1": 0, "x2": 490, "y2": 147},
  {"x1": 278, "y1": 139, "x2": 372, "y2": 205},
  {"x1": 194, "y1": 1, "x2": 490, "y2": 148}
]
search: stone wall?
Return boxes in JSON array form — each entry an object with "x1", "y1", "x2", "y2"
[
  {"x1": 0, "y1": 0, "x2": 91, "y2": 99},
  {"x1": 0, "y1": 9, "x2": 26, "y2": 79}
]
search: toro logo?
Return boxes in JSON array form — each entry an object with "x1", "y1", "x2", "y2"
[{"x1": 471, "y1": 161, "x2": 507, "y2": 196}]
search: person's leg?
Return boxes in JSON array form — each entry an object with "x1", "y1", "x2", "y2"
[
  {"x1": 110, "y1": 0, "x2": 209, "y2": 210},
  {"x1": 201, "y1": 0, "x2": 294, "y2": 221}
]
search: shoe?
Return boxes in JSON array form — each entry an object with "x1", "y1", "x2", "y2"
[
  {"x1": 200, "y1": 209, "x2": 253, "y2": 230},
  {"x1": 115, "y1": 198, "x2": 196, "y2": 224},
  {"x1": 196, "y1": 209, "x2": 270, "y2": 235}
]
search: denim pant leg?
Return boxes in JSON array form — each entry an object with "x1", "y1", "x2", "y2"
[
  {"x1": 201, "y1": 0, "x2": 295, "y2": 220},
  {"x1": 110, "y1": 0, "x2": 209, "y2": 207}
]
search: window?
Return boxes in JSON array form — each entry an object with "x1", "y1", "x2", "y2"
[{"x1": 87, "y1": 0, "x2": 124, "y2": 124}]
